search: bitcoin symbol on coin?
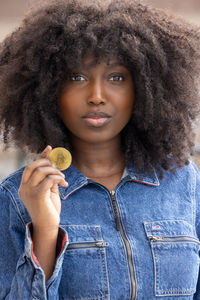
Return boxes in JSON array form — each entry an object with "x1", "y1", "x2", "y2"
[{"x1": 49, "y1": 147, "x2": 72, "y2": 171}]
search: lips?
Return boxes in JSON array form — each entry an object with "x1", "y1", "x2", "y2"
[
  {"x1": 82, "y1": 111, "x2": 112, "y2": 127},
  {"x1": 82, "y1": 111, "x2": 111, "y2": 118}
]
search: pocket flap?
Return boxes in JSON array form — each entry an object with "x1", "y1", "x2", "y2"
[
  {"x1": 144, "y1": 220, "x2": 194, "y2": 238},
  {"x1": 61, "y1": 225, "x2": 103, "y2": 243}
]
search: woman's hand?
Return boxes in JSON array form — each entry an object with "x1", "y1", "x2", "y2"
[
  {"x1": 19, "y1": 145, "x2": 68, "y2": 231},
  {"x1": 18, "y1": 145, "x2": 68, "y2": 280}
]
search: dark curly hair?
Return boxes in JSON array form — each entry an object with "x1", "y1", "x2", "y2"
[{"x1": 0, "y1": 0, "x2": 200, "y2": 176}]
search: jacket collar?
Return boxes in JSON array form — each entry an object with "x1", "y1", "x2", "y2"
[
  {"x1": 59, "y1": 163, "x2": 160, "y2": 200},
  {"x1": 127, "y1": 163, "x2": 160, "y2": 187}
]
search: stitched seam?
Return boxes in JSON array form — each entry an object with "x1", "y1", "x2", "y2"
[
  {"x1": 103, "y1": 246, "x2": 110, "y2": 299},
  {"x1": 158, "y1": 288, "x2": 195, "y2": 292},
  {"x1": 100, "y1": 248, "x2": 109, "y2": 298},
  {"x1": 191, "y1": 163, "x2": 197, "y2": 236},
  {"x1": 151, "y1": 244, "x2": 157, "y2": 296},
  {"x1": 156, "y1": 292, "x2": 194, "y2": 296},
  {"x1": 154, "y1": 246, "x2": 160, "y2": 294},
  {"x1": 99, "y1": 248, "x2": 105, "y2": 298},
  {"x1": 66, "y1": 297, "x2": 106, "y2": 300},
  {"x1": 61, "y1": 225, "x2": 100, "y2": 228}
]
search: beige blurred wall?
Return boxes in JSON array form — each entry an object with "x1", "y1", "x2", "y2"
[{"x1": 0, "y1": 0, "x2": 200, "y2": 180}]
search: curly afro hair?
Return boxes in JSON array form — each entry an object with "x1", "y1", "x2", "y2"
[{"x1": 0, "y1": 0, "x2": 200, "y2": 176}]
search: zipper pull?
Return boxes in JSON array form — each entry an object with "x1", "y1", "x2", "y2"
[
  {"x1": 95, "y1": 241, "x2": 108, "y2": 247},
  {"x1": 150, "y1": 236, "x2": 163, "y2": 242}
]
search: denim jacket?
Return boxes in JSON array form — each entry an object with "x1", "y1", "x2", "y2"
[{"x1": 0, "y1": 161, "x2": 200, "y2": 300}]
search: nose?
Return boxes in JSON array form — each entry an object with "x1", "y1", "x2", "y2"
[{"x1": 87, "y1": 79, "x2": 106, "y2": 105}]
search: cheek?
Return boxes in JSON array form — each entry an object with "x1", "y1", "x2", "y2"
[
  {"x1": 59, "y1": 101, "x2": 70, "y2": 121},
  {"x1": 117, "y1": 96, "x2": 134, "y2": 119},
  {"x1": 113, "y1": 84, "x2": 134, "y2": 107},
  {"x1": 59, "y1": 94, "x2": 77, "y2": 120}
]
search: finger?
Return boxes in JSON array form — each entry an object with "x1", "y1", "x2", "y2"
[
  {"x1": 39, "y1": 145, "x2": 52, "y2": 159},
  {"x1": 38, "y1": 175, "x2": 68, "y2": 192},
  {"x1": 22, "y1": 158, "x2": 52, "y2": 184},
  {"x1": 51, "y1": 183, "x2": 59, "y2": 194},
  {"x1": 28, "y1": 166, "x2": 65, "y2": 187}
]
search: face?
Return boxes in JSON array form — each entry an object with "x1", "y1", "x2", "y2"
[{"x1": 59, "y1": 55, "x2": 135, "y2": 145}]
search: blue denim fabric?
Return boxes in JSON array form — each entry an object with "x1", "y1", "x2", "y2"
[{"x1": 0, "y1": 161, "x2": 200, "y2": 300}]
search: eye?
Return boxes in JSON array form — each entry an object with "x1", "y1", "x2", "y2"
[
  {"x1": 109, "y1": 75, "x2": 124, "y2": 82},
  {"x1": 71, "y1": 74, "x2": 85, "y2": 81}
]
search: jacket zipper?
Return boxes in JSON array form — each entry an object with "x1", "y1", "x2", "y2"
[
  {"x1": 68, "y1": 241, "x2": 108, "y2": 249},
  {"x1": 110, "y1": 190, "x2": 135, "y2": 300},
  {"x1": 150, "y1": 236, "x2": 200, "y2": 243}
]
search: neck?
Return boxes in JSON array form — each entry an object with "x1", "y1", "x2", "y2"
[{"x1": 71, "y1": 137, "x2": 125, "y2": 178}]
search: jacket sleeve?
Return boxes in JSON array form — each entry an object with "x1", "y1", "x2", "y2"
[
  {"x1": 192, "y1": 163, "x2": 200, "y2": 300},
  {"x1": 0, "y1": 184, "x2": 68, "y2": 300}
]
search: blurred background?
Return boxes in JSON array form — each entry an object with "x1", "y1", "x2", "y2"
[{"x1": 0, "y1": 0, "x2": 200, "y2": 181}]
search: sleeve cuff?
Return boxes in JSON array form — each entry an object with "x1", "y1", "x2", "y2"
[
  {"x1": 25, "y1": 223, "x2": 68, "y2": 269},
  {"x1": 56, "y1": 225, "x2": 68, "y2": 258}
]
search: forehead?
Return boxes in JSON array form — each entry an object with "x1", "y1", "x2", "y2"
[{"x1": 80, "y1": 53, "x2": 126, "y2": 69}]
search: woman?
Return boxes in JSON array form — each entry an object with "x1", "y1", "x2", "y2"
[{"x1": 0, "y1": 0, "x2": 200, "y2": 299}]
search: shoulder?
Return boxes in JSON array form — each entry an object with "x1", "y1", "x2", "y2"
[
  {"x1": 177, "y1": 161, "x2": 199, "y2": 184},
  {"x1": 177, "y1": 161, "x2": 199, "y2": 179},
  {"x1": 0, "y1": 166, "x2": 25, "y2": 204},
  {"x1": 0, "y1": 167, "x2": 30, "y2": 225},
  {"x1": 160, "y1": 161, "x2": 200, "y2": 201},
  {"x1": 155, "y1": 161, "x2": 199, "y2": 196},
  {"x1": 0, "y1": 167, "x2": 25, "y2": 192},
  {"x1": 161, "y1": 160, "x2": 199, "y2": 183}
]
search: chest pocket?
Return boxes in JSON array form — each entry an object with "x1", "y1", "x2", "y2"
[
  {"x1": 59, "y1": 225, "x2": 109, "y2": 300},
  {"x1": 144, "y1": 220, "x2": 200, "y2": 297}
]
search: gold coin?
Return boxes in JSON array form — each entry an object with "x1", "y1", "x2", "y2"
[{"x1": 49, "y1": 147, "x2": 72, "y2": 171}]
